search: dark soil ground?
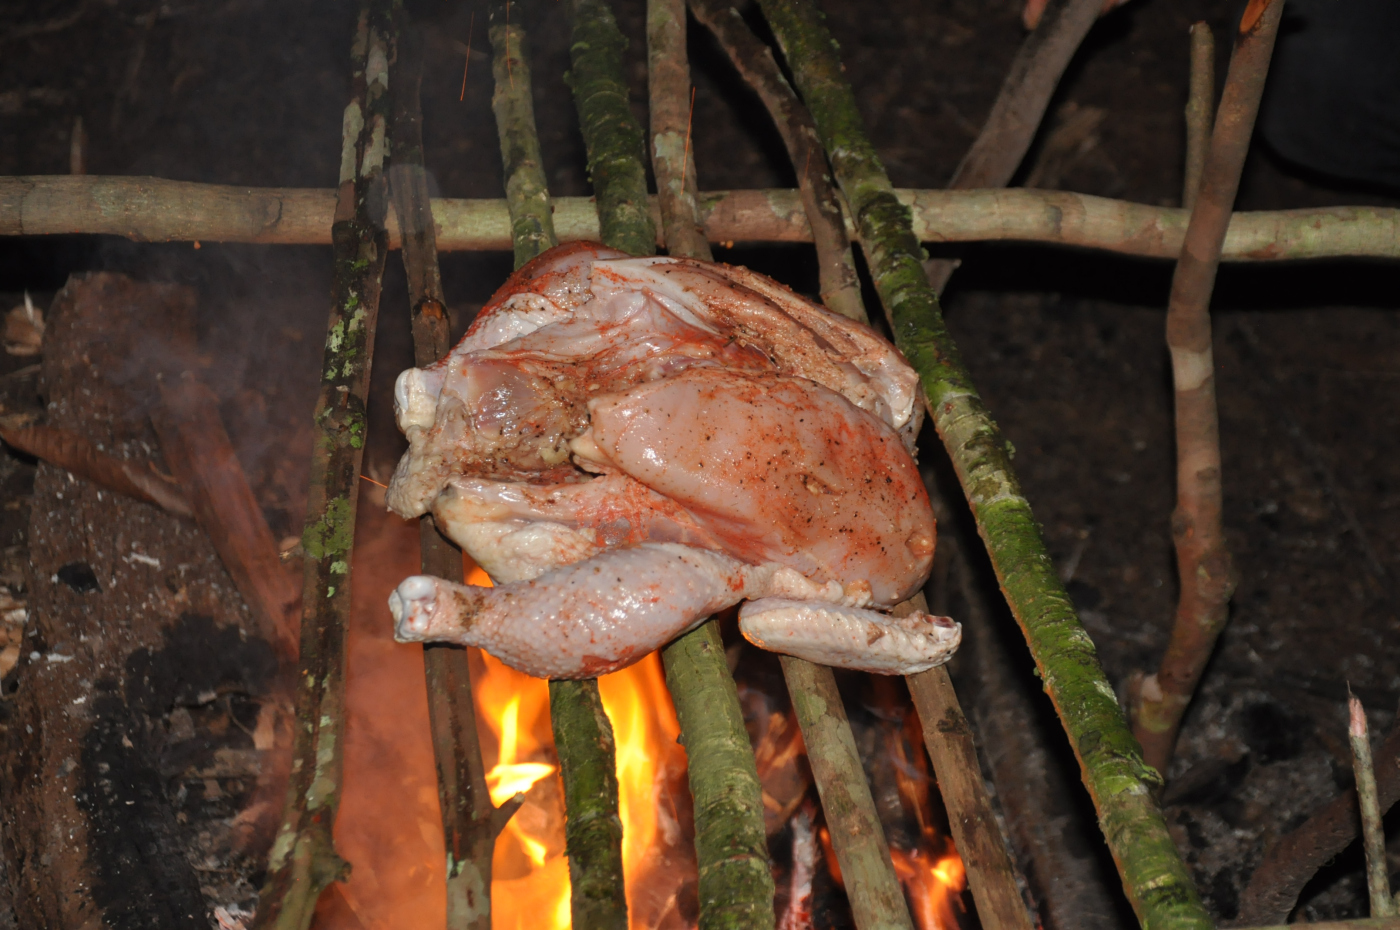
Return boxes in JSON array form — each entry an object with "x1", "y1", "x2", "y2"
[{"x1": 2, "y1": 0, "x2": 1399, "y2": 926}]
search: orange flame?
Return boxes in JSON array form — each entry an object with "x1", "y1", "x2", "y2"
[
  {"x1": 891, "y1": 843, "x2": 967, "y2": 930},
  {"x1": 470, "y1": 563, "x2": 692, "y2": 930}
]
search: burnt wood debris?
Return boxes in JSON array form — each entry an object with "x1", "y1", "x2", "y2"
[{"x1": 2, "y1": 0, "x2": 1400, "y2": 928}]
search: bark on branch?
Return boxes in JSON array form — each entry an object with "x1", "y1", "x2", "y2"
[
  {"x1": 5, "y1": 176, "x2": 1399, "y2": 263},
  {"x1": 755, "y1": 1, "x2": 1211, "y2": 928},
  {"x1": 253, "y1": 2, "x2": 395, "y2": 927}
]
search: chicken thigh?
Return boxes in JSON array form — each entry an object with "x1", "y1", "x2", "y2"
[{"x1": 386, "y1": 242, "x2": 960, "y2": 678}]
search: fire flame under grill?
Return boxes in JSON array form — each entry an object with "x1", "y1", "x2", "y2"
[{"x1": 327, "y1": 524, "x2": 965, "y2": 930}]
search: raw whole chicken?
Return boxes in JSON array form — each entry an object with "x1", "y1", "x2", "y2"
[{"x1": 385, "y1": 242, "x2": 960, "y2": 679}]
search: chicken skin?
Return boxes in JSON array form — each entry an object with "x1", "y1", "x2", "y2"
[{"x1": 386, "y1": 242, "x2": 959, "y2": 678}]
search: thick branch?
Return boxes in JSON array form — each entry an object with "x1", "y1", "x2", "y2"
[
  {"x1": 5, "y1": 176, "x2": 1400, "y2": 262},
  {"x1": 387, "y1": 19, "x2": 497, "y2": 930},
  {"x1": 253, "y1": 3, "x2": 394, "y2": 927},
  {"x1": 1133, "y1": 0, "x2": 1285, "y2": 776},
  {"x1": 755, "y1": 1, "x2": 1210, "y2": 928},
  {"x1": 152, "y1": 373, "x2": 299, "y2": 661},
  {"x1": 488, "y1": 4, "x2": 628, "y2": 927}
]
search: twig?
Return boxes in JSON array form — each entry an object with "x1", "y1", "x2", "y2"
[
  {"x1": 755, "y1": 2, "x2": 1211, "y2": 928},
  {"x1": 641, "y1": 2, "x2": 774, "y2": 925},
  {"x1": 1238, "y1": 708, "x2": 1400, "y2": 925},
  {"x1": 1183, "y1": 23, "x2": 1216, "y2": 212},
  {"x1": 688, "y1": 0, "x2": 863, "y2": 320},
  {"x1": 0, "y1": 420, "x2": 192, "y2": 519},
  {"x1": 1132, "y1": 0, "x2": 1286, "y2": 777},
  {"x1": 252, "y1": 3, "x2": 395, "y2": 927},
  {"x1": 489, "y1": 4, "x2": 628, "y2": 927},
  {"x1": 1350, "y1": 693, "x2": 1396, "y2": 918},
  {"x1": 7, "y1": 176, "x2": 1400, "y2": 262},
  {"x1": 152, "y1": 372, "x2": 299, "y2": 661},
  {"x1": 648, "y1": 0, "x2": 711, "y2": 260},
  {"x1": 926, "y1": 0, "x2": 1109, "y2": 293},
  {"x1": 568, "y1": 0, "x2": 656, "y2": 257},
  {"x1": 387, "y1": 18, "x2": 498, "y2": 929}
]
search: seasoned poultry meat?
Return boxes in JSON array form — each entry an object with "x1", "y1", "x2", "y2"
[{"x1": 386, "y1": 242, "x2": 959, "y2": 678}]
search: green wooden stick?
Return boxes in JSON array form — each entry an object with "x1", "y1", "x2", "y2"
[
  {"x1": 253, "y1": 2, "x2": 395, "y2": 928},
  {"x1": 568, "y1": 0, "x2": 656, "y2": 257},
  {"x1": 491, "y1": 0, "x2": 556, "y2": 267},
  {"x1": 664, "y1": 623, "x2": 776, "y2": 930},
  {"x1": 754, "y1": 2, "x2": 1212, "y2": 928},
  {"x1": 569, "y1": 2, "x2": 773, "y2": 926},
  {"x1": 488, "y1": 5, "x2": 628, "y2": 928}
]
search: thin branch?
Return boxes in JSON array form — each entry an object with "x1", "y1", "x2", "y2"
[
  {"x1": 688, "y1": 0, "x2": 863, "y2": 320},
  {"x1": 1183, "y1": 23, "x2": 1216, "y2": 212},
  {"x1": 488, "y1": 4, "x2": 628, "y2": 927},
  {"x1": 648, "y1": 0, "x2": 711, "y2": 260},
  {"x1": 568, "y1": 0, "x2": 656, "y2": 257},
  {"x1": 1132, "y1": 0, "x2": 1286, "y2": 777},
  {"x1": 252, "y1": 2, "x2": 395, "y2": 927},
  {"x1": 6, "y1": 176, "x2": 1400, "y2": 263},
  {"x1": 755, "y1": 2, "x2": 1211, "y2": 928},
  {"x1": 642, "y1": 2, "x2": 774, "y2": 925},
  {"x1": 490, "y1": 0, "x2": 555, "y2": 267},
  {"x1": 663, "y1": 624, "x2": 776, "y2": 930},
  {"x1": 903, "y1": 611, "x2": 1036, "y2": 930},
  {"x1": 387, "y1": 17, "x2": 498, "y2": 930},
  {"x1": 780, "y1": 656, "x2": 914, "y2": 930},
  {"x1": 1350, "y1": 694, "x2": 1396, "y2": 918}
]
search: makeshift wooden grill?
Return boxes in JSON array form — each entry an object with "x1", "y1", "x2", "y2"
[{"x1": 4, "y1": 0, "x2": 1400, "y2": 929}]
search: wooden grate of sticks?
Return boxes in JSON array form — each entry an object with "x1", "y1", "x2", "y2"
[{"x1": 4, "y1": 1, "x2": 1399, "y2": 930}]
